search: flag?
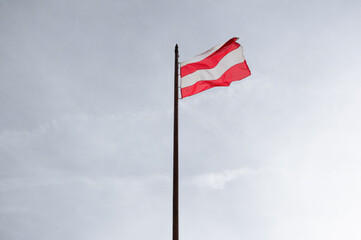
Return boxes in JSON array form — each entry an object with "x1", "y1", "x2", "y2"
[{"x1": 180, "y1": 37, "x2": 251, "y2": 98}]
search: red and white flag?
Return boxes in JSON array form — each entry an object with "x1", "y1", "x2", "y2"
[{"x1": 180, "y1": 37, "x2": 251, "y2": 98}]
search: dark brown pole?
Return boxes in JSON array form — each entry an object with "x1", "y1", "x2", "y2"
[{"x1": 173, "y1": 44, "x2": 179, "y2": 240}]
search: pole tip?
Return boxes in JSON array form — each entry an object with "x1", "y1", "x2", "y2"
[{"x1": 175, "y1": 44, "x2": 178, "y2": 51}]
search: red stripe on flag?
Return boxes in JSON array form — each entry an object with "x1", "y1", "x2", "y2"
[
  {"x1": 180, "y1": 38, "x2": 240, "y2": 78},
  {"x1": 180, "y1": 61, "x2": 251, "y2": 98}
]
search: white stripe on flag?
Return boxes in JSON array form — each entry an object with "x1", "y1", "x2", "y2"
[
  {"x1": 181, "y1": 46, "x2": 245, "y2": 88},
  {"x1": 180, "y1": 43, "x2": 223, "y2": 66}
]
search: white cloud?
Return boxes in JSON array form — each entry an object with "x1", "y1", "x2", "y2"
[
  {"x1": 1, "y1": 0, "x2": 361, "y2": 239},
  {"x1": 0, "y1": 110, "x2": 172, "y2": 178},
  {"x1": 185, "y1": 168, "x2": 258, "y2": 189}
]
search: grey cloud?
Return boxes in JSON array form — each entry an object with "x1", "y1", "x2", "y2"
[{"x1": 1, "y1": 0, "x2": 361, "y2": 239}]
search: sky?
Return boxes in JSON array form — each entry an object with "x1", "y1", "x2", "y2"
[{"x1": 1, "y1": 0, "x2": 361, "y2": 239}]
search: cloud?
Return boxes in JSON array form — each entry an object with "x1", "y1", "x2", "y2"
[
  {"x1": 185, "y1": 168, "x2": 258, "y2": 189},
  {"x1": 0, "y1": 109, "x2": 172, "y2": 178},
  {"x1": 1, "y1": 0, "x2": 361, "y2": 239},
  {"x1": 0, "y1": 173, "x2": 172, "y2": 240}
]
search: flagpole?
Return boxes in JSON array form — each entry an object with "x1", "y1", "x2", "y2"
[{"x1": 173, "y1": 44, "x2": 179, "y2": 240}]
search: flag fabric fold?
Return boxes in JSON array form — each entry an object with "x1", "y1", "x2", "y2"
[{"x1": 180, "y1": 37, "x2": 251, "y2": 98}]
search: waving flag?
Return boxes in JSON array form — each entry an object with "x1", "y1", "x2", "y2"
[{"x1": 180, "y1": 37, "x2": 251, "y2": 98}]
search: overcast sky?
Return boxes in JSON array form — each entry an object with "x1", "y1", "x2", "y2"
[{"x1": 1, "y1": 0, "x2": 361, "y2": 239}]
